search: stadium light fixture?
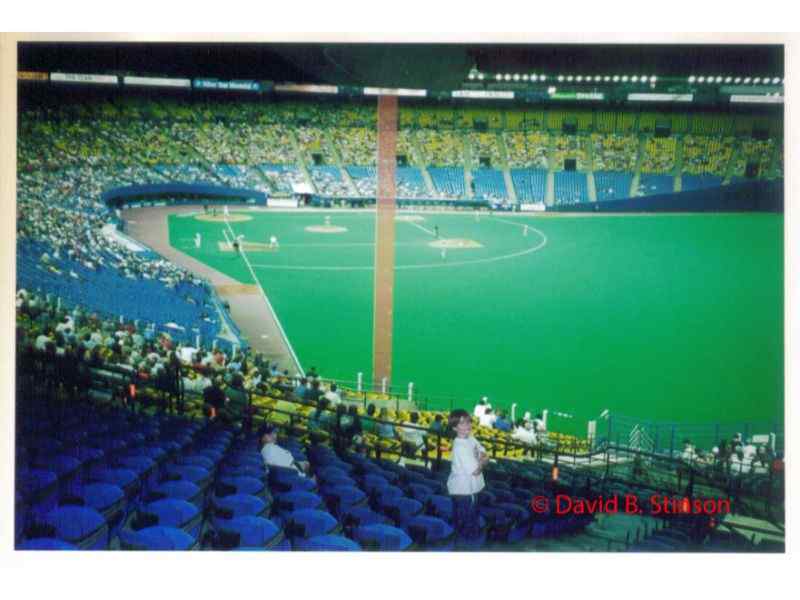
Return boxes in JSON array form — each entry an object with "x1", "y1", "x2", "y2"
[
  {"x1": 540, "y1": 74, "x2": 547, "y2": 82},
  {"x1": 557, "y1": 75, "x2": 564, "y2": 82},
  {"x1": 495, "y1": 74, "x2": 502, "y2": 81},
  {"x1": 612, "y1": 75, "x2": 619, "y2": 82},
  {"x1": 724, "y1": 76, "x2": 732, "y2": 83},
  {"x1": 753, "y1": 77, "x2": 761, "y2": 84},
  {"x1": 504, "y1": 74, "x2": 512, "y2": 81},
  {"x1": 478, "y1": 73, "x2": 485, "y2": 81},
  {"x1": 576, "y1": 75, "x2": 583, "y2": 82},
  {"x1": 734, "y1": 77, "x2": 741, "y2": 83},
  {"x1": 548, "y1": 86, "x2": 556, "y2": 94},
  {"x1": 650, "y1": 75, "x2": 657, "y2": 83},
  {"x1": 715, "y1": 76, "x2": 723, "y2": 83},
  {"x1": 743, "y1": 77, "x2": 751, "y2": 83},
  {"x1": 631, "y1": 76, "x2": 638, "y2": 83},
  {"x1": 594, "y1": 75, "x2": 601, "y2": 82},
  {"x1": 641, "y1": 75, "x2": 647, "y2": 83},
  {"x1": 698, "y1": 76, "x2": 705, "y2": 83},
  {"x1": 566, "y1": 75, "x2": 574, "y2": 82},
  {"x1": 772, "y1": 77, "x2": 780, "y2": 84},
  {"x1": 688, "y1": 76, "x2": 696, "y2": 83},
  {"x1": 522, "y1": 74, "x2": 529, "y2": 81},
  {"x1": 621, "y1": 75, "x2": 629, "y2": 82},
  {"x1": 513, "y1": 74, "x2": 520, "y2": 81},
  {"x1": 603, "y1": 76, "x2": 610, "y2": 82}
]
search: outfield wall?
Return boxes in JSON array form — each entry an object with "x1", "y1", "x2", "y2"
[
  {"x1": 101, "y1": 183, "x2": 267, "y2": 208},
  {"x1": 549, "y1": 179, "x2": 783, "y2": 213}
]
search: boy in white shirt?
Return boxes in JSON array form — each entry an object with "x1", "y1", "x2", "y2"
[{"x1": 448, "y1": 409, "x2": 488, "y2": 547}]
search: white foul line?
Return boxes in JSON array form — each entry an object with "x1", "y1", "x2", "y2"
[
  {"x1": 406, "y1": 220, "x2": 437, "y2": 237},
  {"x1": 223, "y1": 217, "x2": 305, "y2": 377}
]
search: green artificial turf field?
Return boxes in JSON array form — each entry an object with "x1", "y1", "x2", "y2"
[{"x1": 169, "y1": 210, "x2": 783, "y2": 435}]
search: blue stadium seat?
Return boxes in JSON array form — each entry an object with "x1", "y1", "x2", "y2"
[
  {"x1": 119, "y1": 525, "x2": 199, "y2": 550},
  {"x1": 70, "y1": 482, "x2": 127, "y2": 530},
  {"x1": 293, "y1": 535, "x2": 361, "y2": 551},
  {"x1": 212, "y1": 516, "x2": 290, "y2": 550},
  {"x1": 376, "y1": 496, "x2": 424, "y2": 528},
  {"x1": 18, "y1": 538, "x2": 79, "y2": 550},
  {"x1": 42, "y1": 506, "x2": 108, "y2": 550},
  {"x1": 282, "y1": 509, "x2": 341, "y2": 540},
  {"x1": 215, "y1": 475, "x2": 271, "y2": 502},
  {"x1": 149, "y1": 480, "x2": 204, "y2": 510},
  {"x1": 405, "y1": 515, "x2": 455, "y2": 550},
  {"x1": 320, "y1": 485, "x2": 369, "y2": 517},
  {"x1": 211, "y1": 494, "x2": 270, "y2": 529},
  {"x1": 274, "y1": 491, "x2": 324, "y2": 514},
  {"x1": 352, "y1": 524, "x2": 413, "y2": 551},
  {"x1": 138, "y1": 498, "x2": 203, "y2": 539}
]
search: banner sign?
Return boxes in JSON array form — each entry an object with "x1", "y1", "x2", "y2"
[
  {"x1": 51, "y1": 72, "x2": 118, "y2": 85},
  {"x1": 452, "y1": 90, "x2": 514, "y2": 100},
  {"x1": 123, "y1": 76, "x2": 191, "y2": 88},
  {"x1": 550, "y1": 91, "x2": 605, "y2": 101},
  {"x1": 729, "y1": 94, "x2": 783, "y2": 104},
  {"x1": 267, "y1": 197, "x2": 299, "y2": 209},
  {"x1": 18, "y1": 71, "x2": 49, "y2": 81},
  {"x1": 274, "y1": 83, "x2": 339, "y2": 94},
  {"x1": 627, "y1": 93, "x2": 693, "y2": 102},
  {"x1": 364, "y1": 87, "x2": 427, "y2": 97},
  {"x1": 194, "y1": 78, "x2": 261, "y2": 92}
]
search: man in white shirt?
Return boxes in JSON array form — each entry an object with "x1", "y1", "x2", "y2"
[
  {"x1": 473, "y1": 397, "x2": 490, "y2": 419},
  {"x1": 479, "y1": 408, "x2": 497, "y2": 428},
  {"x1": 260, "y1": 425, "x2": 309, "y2": 476},
  {"x1": 323, "y1": 383, "x2": 342, "y2": 406}
]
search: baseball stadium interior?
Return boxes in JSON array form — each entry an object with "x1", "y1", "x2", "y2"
[{"x1": 13, "y1": 42, "x2": 785, "y2": 552}]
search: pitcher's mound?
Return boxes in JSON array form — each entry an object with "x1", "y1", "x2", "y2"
[
  {"x1": 429, "y1": 238, "x2": 482, "y2": 249},
  {"x1": 196, "y1": 213, "x2": 253, "y2": 223},
  {"x1": 305, "y1": 225, "x2": 348, "y2": 234}
]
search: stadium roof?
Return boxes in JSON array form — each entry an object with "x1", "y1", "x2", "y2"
[{"x1": 18, "y1": 42, "x2": 784, "y2": 90}]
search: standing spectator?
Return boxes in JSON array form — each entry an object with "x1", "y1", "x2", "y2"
[{"x1": 447, "y1": 408, "x2": 488, "y2": 547}]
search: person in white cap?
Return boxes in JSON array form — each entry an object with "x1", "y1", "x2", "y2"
[{"x1": 269, "y1": 235, "x2": 279, "y2": 250}]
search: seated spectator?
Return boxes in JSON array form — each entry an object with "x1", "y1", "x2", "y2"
[
  {"x1": 376, "y1": 407, "x2": 395, "y2": 439},
  {"x1": 428, "y1": 414, "x2": 445, "y2": 435},
  {"x1": 473, "y1": 397, "x2": 490, "y2": 418},
  {"x1": 400, "y1": 412, "x2": 426, "y2": 456},
  {"x1": 493, "y1": 409, "x2": 512, "y2": 432},
  {"x1": 308, "y1": 398, "x2": 333, "y2": 432},
  {"x1": 324, "y1": 382, "x2": 342, "y2": 406},
  {"x1": 293, "y1": 377, "x2": 308, "y2": 401},
  {"x1": 260, "y1": 424, "x2": 310, "y2": 476},
  {"x1": 479, "y1": 407, "x2": 496, "y2": 428},
  {"x1": 361, "y1": 403, "x2": 378, "y2": 435}
]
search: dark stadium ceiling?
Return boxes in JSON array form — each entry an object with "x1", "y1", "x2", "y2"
[{"x1": 18, "y1": 42, "x2": 784, "y2": 89}]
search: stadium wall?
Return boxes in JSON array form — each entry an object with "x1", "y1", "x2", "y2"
[
  {"x1": 101, "y1": 183, "x2": 268, "y2": 208},
  {"x1": 548, "y1": 180, "x2": 783, "y2": 213}
]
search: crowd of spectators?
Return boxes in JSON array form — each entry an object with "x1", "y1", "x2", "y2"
[
  {"x1": 681, "y1": 135, "x2": 735, "y2": 176},
  {"x1": 503, "y1": 131, "x2": 548, "y2": 168},
  {"x1": 590, "y1": 133, "x2": 638, "y2": 172},
  {"x1": 641, "y1": 136, "x2": 677, "y2": 174}
]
